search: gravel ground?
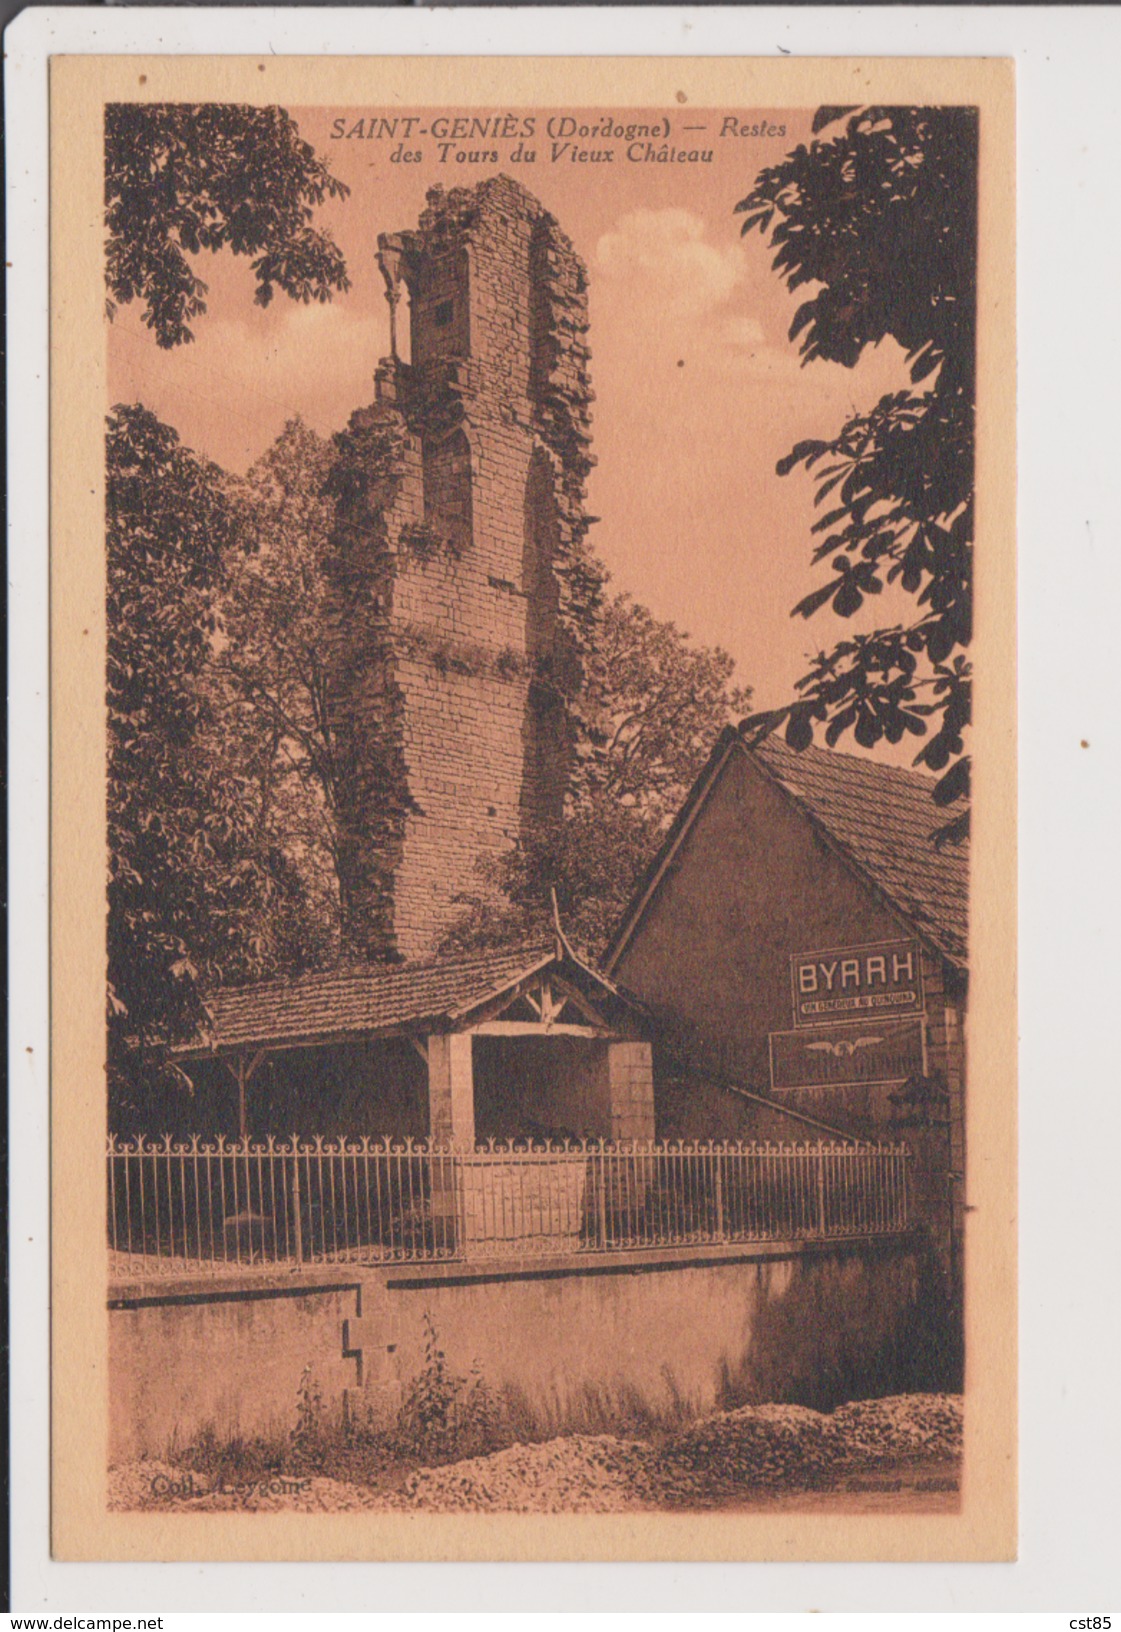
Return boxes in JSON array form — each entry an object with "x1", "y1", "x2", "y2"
[
  {"x1": 652, "y1": 1393, "x2": 962, "y2": 1507},
  {"x1": 398, "y1": 1435, "x2": 664, "y2": 1513},
  {"x1": 401, "y1": 1394, "x2": 962, "y2": 1512},
  {"x1": 110, "y1": 1393, "x2": 962, "y2": 1514}
]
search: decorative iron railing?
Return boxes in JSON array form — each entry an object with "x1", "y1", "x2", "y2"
[{"x1": 106, "y1": 1134, "x2": 911, "y2": 1277}]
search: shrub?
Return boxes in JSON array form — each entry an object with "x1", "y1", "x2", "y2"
[
  {"x1": 392, "y1": 1314, "x2": 509, "y2": 1465},
  {"x1": 289, "y1": 1364, "x2": 325, "y2": 1466}
]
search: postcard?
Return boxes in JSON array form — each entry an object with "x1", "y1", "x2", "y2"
[{"x1": 47, "y1": 51, "x2": 1016, "y2": 1562}]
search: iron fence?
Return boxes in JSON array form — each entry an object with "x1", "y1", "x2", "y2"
[{"x1": 107, "y1": 1133, "x2": 911, "y2": 1277}]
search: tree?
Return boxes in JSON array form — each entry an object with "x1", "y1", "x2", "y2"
[
  {"x1": 578, "y1": 594, "x2": 754, "y2": 829},
  {"x1": 737, "y1": 107, "x2": 976, "y2": 840},
  {"x1": 105, "y1": 103, "x2": 350, "y2": 348},
  {"x1": 106, "y1": 404, "x2": 324, "y2": 1123},
  {"x1": 442, "y1": 594, "x2": 752, "y2": 956},
  {"x1": 216, "y1": 417, "x2": 347, "y2": 952},
  {"x1": 218, "y1": 409, "x2": 426, "y2": 959}
]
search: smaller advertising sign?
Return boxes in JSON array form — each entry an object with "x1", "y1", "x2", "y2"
[
  {"x1": 769, "y1": 1015, "x2": 926, "y2": 1094},
  {"x1": 790, "y1": 938, "x2": 924, "y2": 1029}
]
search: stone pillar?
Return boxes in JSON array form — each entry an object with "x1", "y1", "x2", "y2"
[
  {"x1": 427, "y1": 1032, "x2": 474, "y2": 1255},
  {"x1": 427, "y1": 1032, "x2": 476, "y2": 1148},
  {"x1": 605, "y1": 1041, "x2": 655, "y2": 1143}
]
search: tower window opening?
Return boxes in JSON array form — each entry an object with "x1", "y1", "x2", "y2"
[{"x1": 434, "y1": 299, "x2": 454, "y2": 328}]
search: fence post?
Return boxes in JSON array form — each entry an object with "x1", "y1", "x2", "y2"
[
  {"x1": 292, "y1": 1153, "x2": 303, "y2": 1271},
  {"x1": 597, "y1": 1149, "x2": 608, "y2": 1249},
  {"x1": 714, "y1": 1152, "x2": 725, "y2": 1241},
  {"x1": 458, "y1": 1148, "x2": 469, "y2": 1263},
  {"x1": 902, "y1": 1146, "x2": 911, "y2": 1229},
  {"x1": 816, "y1": 1145, "x2": 827, "y2": 1237}
]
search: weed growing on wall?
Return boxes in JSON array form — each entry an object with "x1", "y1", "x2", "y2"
[
  {"x1": 496, "y1": 1368, "x2": 697, "y2": 1447},
  {"x1": 170, "y1": 1419, "x2": 291, "y2": 1487},
  {"x1": 392, "y1": 1314, "x2": 508, "y2": 1466},
  {"x1": 291, "y1": 1365, "x2": 325, "y2": 1462}
]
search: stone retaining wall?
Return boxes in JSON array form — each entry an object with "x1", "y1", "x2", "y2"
[{"x1": 109, "y1": 1235, "x2": 922, "y2": 1462}]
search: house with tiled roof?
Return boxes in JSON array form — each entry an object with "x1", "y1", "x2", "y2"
[{"x1": 604, "y1": 724, "x2": 970, "y2": 1278}]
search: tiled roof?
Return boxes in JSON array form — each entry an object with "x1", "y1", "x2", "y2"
[
  {"x1": 185, "y1": 941, "x2": 560, "y2": 1056},
  {"x1": 751, "y1": 735, "x2": 969, "y2": 967}
]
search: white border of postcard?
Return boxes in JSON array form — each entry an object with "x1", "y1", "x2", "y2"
[{"x1": 8, "y1": 2, "x2": 1121, "y2": 1614}]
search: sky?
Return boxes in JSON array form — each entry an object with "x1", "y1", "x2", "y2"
[{"x1": 107, "y1": 104, "x2": 915, "y2": 718}]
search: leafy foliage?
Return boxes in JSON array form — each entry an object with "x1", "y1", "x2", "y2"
[
  {"x1": 439, "y1": 801, "x2": 665, "y2": 961},
  {"x1": 106, "y1": 404, "x2": 324, "y2": 1123},
  {"x1": 290, "y1": 1364, "x2": 326, "y2": 1463},
  {"x1": 737, "y1": 107, "x2": 977, "y2": 839},
  {"x1": 318, "y1": 409, "x2": 419, "y2": 954},
  {"x1": 216, "y1": 410, "x2": 426, "y2": 960},
  {"x1": 217, "y1": 418, "x2": 346, "y2": 954},
  {"x1": 393, "y1": 1315, "x2": 506, "y2": 1466},
  {"x1": 579, "y1": 595, "x2": 754, "y2": 827},
  {"x1": 442, "y1": 595, "x2": 752, "y2": 956},
  {"x1": 105, "y1": 103, "x2": 350, "y2": 348}
]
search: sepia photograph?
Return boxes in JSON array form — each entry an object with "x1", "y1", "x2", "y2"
[{"x1": 45, "y1": 51, "x2": 1016, "y2": 1562}]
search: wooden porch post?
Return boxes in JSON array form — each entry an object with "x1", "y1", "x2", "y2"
[{"x1": 222, "y1": 1049, "x2": 269, "y2": 1140}]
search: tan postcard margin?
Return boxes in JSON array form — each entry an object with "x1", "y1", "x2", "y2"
[{"x1": 49, "y1": 51, "x2": 1016, "y2": 1563}]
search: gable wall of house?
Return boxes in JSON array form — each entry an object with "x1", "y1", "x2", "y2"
[
  {"x1": 610, "y1": 743, "x2": 966, "y2": 1292},
  {"x1": 614, "y1": 749, "x2": 903, "y2": 1097},
  {"x1": 611, "y1": 747, "x2": 965, "y2": 1141}
]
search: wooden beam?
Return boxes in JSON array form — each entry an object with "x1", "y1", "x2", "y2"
[
  {"x1": 550, "y1": 974, "x2": 612, "y2": 1030},
  {"x1": 456, "y1": 957, "x2": 559, "y2": 1029},
  {"x1": 539, "y1": 977, "x2": 555, "y2": 1026},
  {"x1": 470, "y1": 1020, "x2": 616, "y2": 1039},
  {"x1": 408, "y1": 1036, "x2": 429, "y2": 1067},
  {"x1": 220, "y1": 1049, "x2": 270, "y2": 1138},
  {"x1": 231, "y1": 1056, "x2": 247, "y2": 1138}
]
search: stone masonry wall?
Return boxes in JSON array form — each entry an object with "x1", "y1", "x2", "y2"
[{"x1": 337, "y1": 177, "x2": 600, "y2": 960}]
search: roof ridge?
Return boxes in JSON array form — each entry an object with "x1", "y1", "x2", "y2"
[
  {"x1": 748, "y1": 730, "x2": 956, "y2": 796},
  {"x1": 206, "y1": 937, "x2": 559, "y2": 1001}
]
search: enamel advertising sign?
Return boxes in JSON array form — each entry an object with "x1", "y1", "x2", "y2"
[
  {"x1": 790, "y1": 939, "x2": 925, "y2": 1030},
  {"x1": 769, "y1": 1014, "x2": 926, "y2": 1093}
]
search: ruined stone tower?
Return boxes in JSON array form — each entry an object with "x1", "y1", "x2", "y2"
[{"x1": 326, "y1": 176, "x2": 600, "y2": 961}]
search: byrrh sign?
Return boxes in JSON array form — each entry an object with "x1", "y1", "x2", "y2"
[{"x1": 790, "y1": 938, "x2": 924, "y2": 1029}]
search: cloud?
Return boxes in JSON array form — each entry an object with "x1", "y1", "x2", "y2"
[
  {"x1": 109, "y1": 293, "x2": 383, "y2": 472},
  {"x1": 719, "y1": 315, "x2": 767, "y2": 351},
  {"x1": 595, "y1": 208, "x2": 746, "y2": 321},
  {"x1": 218, "y1": 296, "x2": 382, "y2": 404},
  {"x1": 592, "y1": 209, "x2": 794, "y2": 384}
]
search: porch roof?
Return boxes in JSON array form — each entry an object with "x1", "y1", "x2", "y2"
[{"x1": 179, "y1": 939, "x2": 646, "y2": 1060}]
